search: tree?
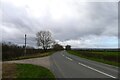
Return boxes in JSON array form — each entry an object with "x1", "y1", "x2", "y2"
[
  {"x1": 65, "y1": 45, "x2": 71, "y2": 50},
  {"x1": 52, "y1": 43, "x2": 64, "y2": 51},
  {"x1": 36, "y1": 31, "x2": 54, "y2": 51}
]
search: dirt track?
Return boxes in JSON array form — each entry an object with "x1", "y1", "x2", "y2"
[{"x1": 3, "y1": 56, "x2": 50, "y2": 69}]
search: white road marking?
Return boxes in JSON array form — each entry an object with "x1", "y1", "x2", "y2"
[
  {"x1": 66, "y1": 57, "x2": 73, "y2": 61},
  {"x1": 62, "y1": 54, "x2": 116, "y2": 78},
  {"x1": 78, "y1": 62, "x2": 116, "y2": 78}
]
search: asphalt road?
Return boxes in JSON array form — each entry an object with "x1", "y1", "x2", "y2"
[{"x1": 50, "y1": 50, "x2": 119, "y2": 78}]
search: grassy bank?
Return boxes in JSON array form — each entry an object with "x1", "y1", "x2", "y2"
[
  {"x1": 67, "y1": 50, "x2": 120, "y2": 67},
  {"x1": 3, "y1": 51, "x2": 55, "y2": 61},
  {"x1": 14, "y1": 51, "x2": 54, "y2": 60},
  {"x1": 2, "y1": 63, "x2": 55, "y2": 79}
]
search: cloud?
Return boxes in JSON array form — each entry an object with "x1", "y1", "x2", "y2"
[
  {"x1": 56, "y1": 35, "x2": 118, "y2": 48},
  {"x1": 1, "y1": 0, "x2": 118, "y2": 48}
]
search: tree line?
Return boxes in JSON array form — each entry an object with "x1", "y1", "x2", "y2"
[{"x1": 2, "y1": 30, "x2": 71, "y2": 61}]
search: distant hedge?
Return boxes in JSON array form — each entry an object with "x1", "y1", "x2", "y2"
[{"x1": 70, "y1": 50, "x2": 119, "y2": 63}]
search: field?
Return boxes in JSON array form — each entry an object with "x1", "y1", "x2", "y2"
[
  {"x1": 2, "y1": 63, "x2": 55, "y2": 79},
  {"x1": 67, "y1": 50, "x2": 120, "y2": 67}
]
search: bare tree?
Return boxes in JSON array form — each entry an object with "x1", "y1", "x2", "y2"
[{"x1": 36, "y1": 31, "x2": 54, "y2": 51}]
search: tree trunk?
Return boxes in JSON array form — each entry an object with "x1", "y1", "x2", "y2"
[{"x1": 43, "y1": 46, "x2": 47, "y2": 52}]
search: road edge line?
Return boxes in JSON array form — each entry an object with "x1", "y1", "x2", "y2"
[{"x1": 78, "y1": 62, "x2": 116, "y2": 78}]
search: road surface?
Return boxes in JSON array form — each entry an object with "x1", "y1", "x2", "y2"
[{"x1": 50, "y1": 51, "x2": 119, "y2": 78}]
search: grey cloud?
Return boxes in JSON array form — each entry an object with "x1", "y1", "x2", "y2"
[
  {"x1": 2, "y1": 2, "x2": 32, "y2": 30},
  {"x1": 1, "y1": 1, "x2": 118, "y2": 48},
  {"x1": 51, "y1": 2, "x2": 118, "y2": 40}
]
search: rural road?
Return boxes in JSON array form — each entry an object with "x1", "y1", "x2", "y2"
[
  {"x1": 50, "y1": 51, "x2": 119, "y2": 78},
  {"x1": 3, "y1": 50, "x2": 119, "y2": 79}
]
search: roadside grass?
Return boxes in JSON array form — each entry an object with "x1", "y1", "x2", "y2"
[
  {"x1": 67, "y1": 50, "x2": 120, "y2": 67},
  {"x1": 17, "y1": 64, "x2": 55, "y2": 79},
  {"x1": 2, "y1": 63, "x2": 56, "y2": 79},
  {"x1": 5, "y1": 51, "x2": 55, "y2": 61}
]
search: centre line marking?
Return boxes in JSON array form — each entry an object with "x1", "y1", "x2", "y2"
[
  {"x1": 66, "y1": 57, "x2": 73, "y2": 61},
  {"x1": 78, "y1": 62, "x2": 116, "y2": 78}
]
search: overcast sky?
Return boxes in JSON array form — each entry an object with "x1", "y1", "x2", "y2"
[{"x1": 1, "y1": 0, "x2": 119, "y2": 48}]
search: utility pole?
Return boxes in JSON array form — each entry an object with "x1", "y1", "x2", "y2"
[{"x1": 24, "y1": 34, "x2": 26, "y2": 56}]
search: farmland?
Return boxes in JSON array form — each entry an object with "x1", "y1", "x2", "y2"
[{"x1": 67, "y1": 49, "x2": 120, "y2": 67}]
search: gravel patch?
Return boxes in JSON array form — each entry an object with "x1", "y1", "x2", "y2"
[{"x1": 3, "y1": 56, "x2": 50, "y2": 69}]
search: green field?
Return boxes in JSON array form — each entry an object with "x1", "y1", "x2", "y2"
[
  {"x1": 2, "y1": 63, "x2": 56, "y2": 79},
  {"x1": 67, "y1": 50, "x2": 120, "y2": 67}
]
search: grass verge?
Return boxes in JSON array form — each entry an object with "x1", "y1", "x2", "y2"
[
  {"x1": 5, "y1": 51, "x2": 55, "y2": 61},
  {"x1": 67, "y1": 50, "x2": 120, "y2": 67},
  {"x1": 2, "y1": 63, "x2": 56, "y2": 79}
]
